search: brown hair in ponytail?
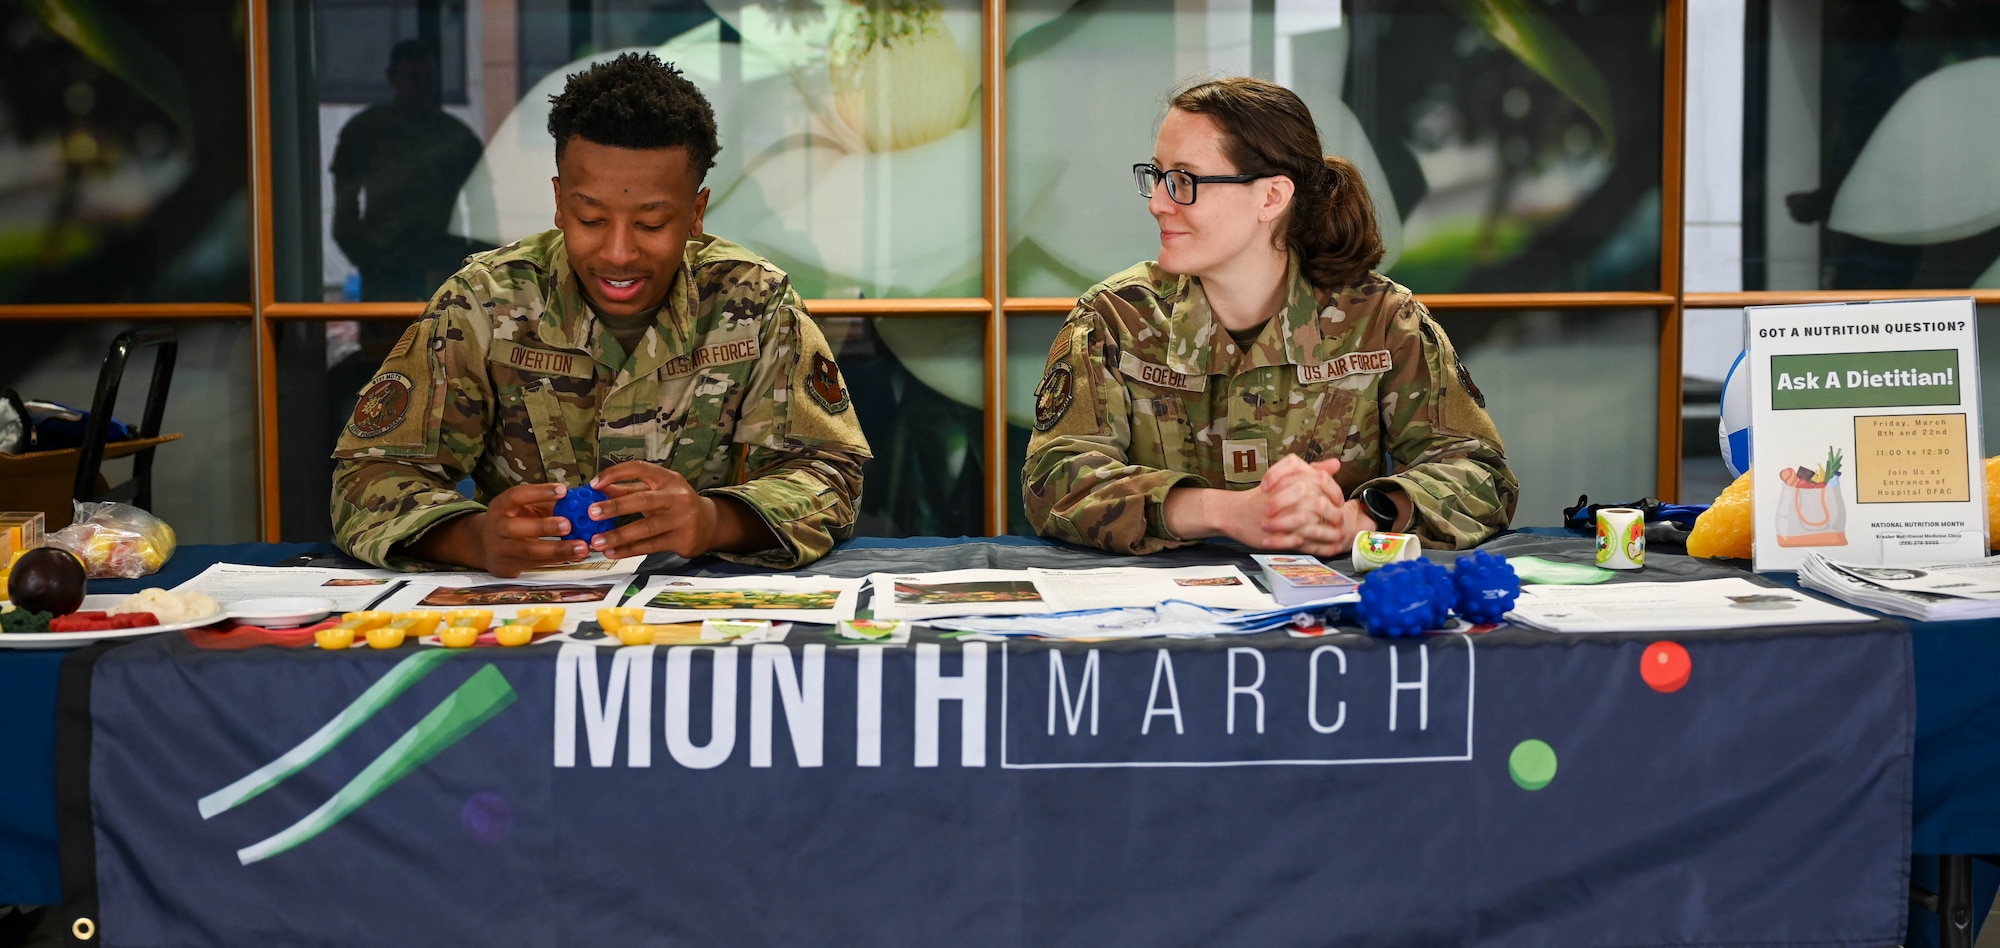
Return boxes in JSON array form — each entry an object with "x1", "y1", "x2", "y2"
[{"x1": 1170, "y1": 77, "x2": 1384, "y2": 291}]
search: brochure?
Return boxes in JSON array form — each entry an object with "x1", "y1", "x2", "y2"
[
  {"x1": 1746, "y1": 298, "x2": 1987, "y2": 570},
  {"x1": 171, "y1": 563, "x2": 405, "y2": 611},
  {"x1": 867, "y1": 566, "x2": 1275, "y2": 621},
  {"x1": 1797, "y1": 551, "x2": 2000, "y2": 620},
  {"x1": 371, "y1": 578, "x2": 626, "y2": 631},
  {"x1": 622, "y1": 575, "x2": 863, "y2": 624},
  {"x1": 1505, "y1": 577, "x2": 1875, "y2": 633}
]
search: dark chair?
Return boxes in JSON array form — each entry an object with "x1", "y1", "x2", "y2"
[{"x1": 72, "y1": 327, "x2": 178, "y2": 509}]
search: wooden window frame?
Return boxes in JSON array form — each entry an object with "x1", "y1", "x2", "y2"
[{"x1": 12, "y1": 1, "x2": 1996, "y2": 541}]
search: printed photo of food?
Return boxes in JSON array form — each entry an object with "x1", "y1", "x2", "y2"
[
  {"x1": 644, "y1": 588, "x2": 844, "y2": 610},
  {"x1": 418, "y1": 583, "x2": 616, "y2": 607},
  {"x1": 1173, "y1": 576, "x2": 1243, "y2": 587},
  {"x1": 892, "y1": 580, "x2": 1043, "y2": 605}
]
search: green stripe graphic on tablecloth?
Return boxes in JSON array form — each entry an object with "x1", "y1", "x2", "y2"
[
  {"x1": 196, "y1": 649, "x2": 460, "y2": 819},
  {"x1": 235, "y1": 663, "x2": 517, "y2": 865}
]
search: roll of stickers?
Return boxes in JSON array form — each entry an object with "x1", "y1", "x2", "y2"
[
  {"x1": 1595, "y1": 507, "x2": 1646, "y2": 570},
  {"x1": 1352, "y1": 531, "x2": 1421, "y2": 573}
]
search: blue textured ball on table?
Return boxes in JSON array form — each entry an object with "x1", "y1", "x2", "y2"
[
  {"x1": 554, "y1": 486, "x2": 613, "y2": 543},
  {"x1": 1450, "y1": 550, "x2": 1521, "y2": 623},
  {"x1": 1355, "y1": 559, "x2": 1454, "y2": 637}
]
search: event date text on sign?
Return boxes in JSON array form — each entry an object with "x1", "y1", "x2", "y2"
[{"x1": 1853, "y1": 413, "x2": 1970, "y2": 503}]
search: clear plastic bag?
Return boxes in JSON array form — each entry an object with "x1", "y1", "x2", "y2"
[{"x1": 47, "y1": 501, "x2": 178, "y2": 579}]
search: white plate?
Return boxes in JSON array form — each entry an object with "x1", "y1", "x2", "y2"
[
  {"x1": 224, "y1": 597, "x2": 335, "y2": 627},
  {"x1": 0, "y1": 594, "x2": 231, "y2": 650}
]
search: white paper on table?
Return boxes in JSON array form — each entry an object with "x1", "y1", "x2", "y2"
[
  {"x1": 370, "y1": 579, "x2": 626, "y2": 632},
  {"x1": 928, "y1": 600, "x2": 1277, "y2": 639},
  {"x1": 1027, "y1": 565, "x2": 1278, "y2": 611},
  {"x1": 621, "y1": 575, "x2": 862, "y2": 623},
  {"x1": 421, "y1": 554, "x2": 644, "y2": 587},
  {"x1": 170, "y1": 563, "x2": 405, "y2": 611},
  {"x1": 1506, "y1": 577, "x2": 1874, "y2": 633},
  {"x1": 867, "y1": 569, "x2": 1053, "y2": 621},
  {"x1": 1823, "y1": 556, "x2": 2000, "y2": 599}
]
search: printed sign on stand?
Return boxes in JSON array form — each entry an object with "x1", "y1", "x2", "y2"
[{"x1": 1746, "y1": 297, "x2": 1986, "y2": 571}]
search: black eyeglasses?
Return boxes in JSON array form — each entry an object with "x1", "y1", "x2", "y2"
[{"x1": 1132, "y1": 163, "x2": 1275, "y2": 205}]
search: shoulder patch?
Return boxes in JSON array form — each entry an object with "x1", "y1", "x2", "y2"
[
  {"x1": 807, "y1": 352, "x2": 850, "y2": 414},
  {"x1": 1456, "y1": 359, "x2": 1486, "y2": 407},
  {"x1": 1033, "y1": 363, "x2": 1075, "y2": 431},
  {"x1": 347, "y1": 373, "x2": 413, "y2": 438},
  {"x1": 388, "y1": 323, "x2": 420, "y2": 359}
]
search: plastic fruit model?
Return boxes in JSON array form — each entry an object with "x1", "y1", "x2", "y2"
[
  {"x1": 516, "y1": 606, "x2": 565, "y2": 633},
  {"x1": 494, "y1": 624, "x2": 533, "y2": 647},
  {"x1": 443, "y1": 609, "x2": 494, "y2": 632},
  {"x1": 1687, "y1": 469, "x2": 1753, "y2": 560},
  {"x1": 315, "y1": 626, "x2": 355, "y2": 650},
  {"x1": 7, "y1": 547, "x2": 87, "y2": 616},
  {"x1": 337, "y1": 611, "x2": 393, "y2": 632},
  {"x1": 617, "y1": 624, "x2": 656, "y2": 646},
  {"x1": 439, "y1": 626, "x2": 480, "y2": 648},
  {"x1": 596, "y1": 607, "x2": 643, "y2": 631},
  {"x1": 390, "y1": 611, "x2": 443, "y2": 637}
]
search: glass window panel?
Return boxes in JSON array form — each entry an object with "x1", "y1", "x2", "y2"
[
  {"x1": 1735, "y1": 0, "x2": 2000, "y2": 291},
  {"x1": 271, "y1": 0, "x2": 984, "y2": 303},
  {"x1": 1004, "y1": 0, "x2": 1664, "y2": 297},
  {"x1": 0, "y1": 1, "x2": 249, "y2": 303},
  {"x1": 1005, "y1": 313, "x2": 1064, "y2": 534},
  {"x1": 0, "y1": 321, "x2": 258, "y2": 542},
  {"x1": 277, "y1": 314, "x2": 983, "y2": 542},
  {"x1": 1681, "y1": 308, "x2": 1747, "y2": 505},
  {"x1": 1436, "y1": 310, "x2": 1659, "y2": 527},
  {"x1": 1004, "y1": 309, "x2": 1653, "y2": 534}
]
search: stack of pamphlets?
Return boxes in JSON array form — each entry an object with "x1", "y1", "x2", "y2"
[
  {"x1": 1796, "y1": 552, "x2": 2000, "y2": 621},
  {"x1": 1505, "y1": 577, "x2": 1873, "y2": 633},
  {"x1": 1249, "y1": 554, "x2": 1360, "y2": 605}
]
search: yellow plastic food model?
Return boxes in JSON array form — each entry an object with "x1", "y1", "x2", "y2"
[
  {"x1": 1987, "y1": 457, "x2": 2000, "y2": 550},
  {"x1": 443, "y1": 609, "x2": 494, "y2": 632},
  {"x1": 365, "y1": 626, "x2": 406, "y2": 649},
  {"x1": 494, "y1": 624, "x2": 533, "y2": 647},
  {"x1": 390, "y1": 611, "x2": 443, "y2": 637},
  {"x1": 337, "y1": 611, "x2": 393, "y2": 632},
  {"x1": 617, "y1": 624, "x2": 656, "y2": 647},
  {"x1": 517, "y1": 606, "x2": 565, "y2": 633},
  {"x1": 439, "y1": 626, "x2": 480, "y2": 649},
  {"x1": 1687, "y1": 469, "x2": 1754, "y2": 560},
  {"x1": 596, "y1": 607, "x2": 643, "y2": 631},
  {"x1": 314, "y1": 626, "x2": 355, "y2": 650}
]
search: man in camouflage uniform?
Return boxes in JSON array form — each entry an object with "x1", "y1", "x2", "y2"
[
  {"x1": 1023, "y1": 257, "x2": 1516, "y2": 555},
  {"x1": 333, "y1": 53, "x2": 869, "y2": 575}
]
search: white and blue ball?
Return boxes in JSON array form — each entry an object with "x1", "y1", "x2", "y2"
[{"x1": 1719, "y1": 350, "x2": 1752, "y2": 478}]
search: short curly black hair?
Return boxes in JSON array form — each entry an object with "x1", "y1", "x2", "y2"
[{"x1": 546, "y1": 52, "x2": 719, "y2": 179}]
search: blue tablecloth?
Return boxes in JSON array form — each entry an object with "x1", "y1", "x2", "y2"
[
  {"x1": 0, "y1": 543, "x2": 328, "y2": 905},
  {"x1": 2, "y1": 536, "x2": 1988, "y2": 917}
]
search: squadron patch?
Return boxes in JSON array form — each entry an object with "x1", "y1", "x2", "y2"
[
  {"x1": 1033, "y1": 363, "x2": 1074, "y2": 431},
  {"x1": 1456, "y1": 359, "x2": 1487, "y2": 407},
  {"x1": 347, "y1": 373, "x2": 413, "y2": 439},
  {"x1": 807, "y1": 353, "x2": 850, "y2": 414}
]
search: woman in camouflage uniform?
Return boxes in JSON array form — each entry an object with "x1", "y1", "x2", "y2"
[{"x1": 1023, "y1": 77, "x2": 1517, "y2": 557}]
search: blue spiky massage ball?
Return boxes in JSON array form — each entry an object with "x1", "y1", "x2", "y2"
[
  {"x1": 1450, "y1": 550, "x2": 1521, "y2": 624},
  {"x1": 1356, "y1": 559, "x2": 1452, "y2": 637},
  {"x1": 553, "y1": 485, "x2": 612, "y2": 543}
]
